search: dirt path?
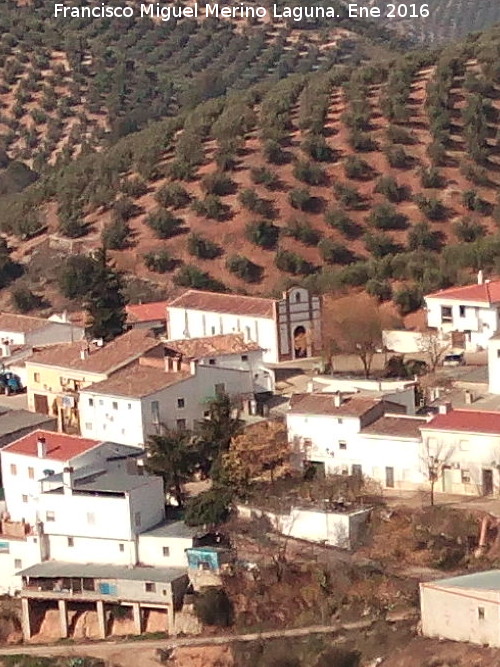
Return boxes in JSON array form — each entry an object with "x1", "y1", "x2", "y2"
[{"x1": 0, "y1": 620, "x2": 373, "y2": 665}]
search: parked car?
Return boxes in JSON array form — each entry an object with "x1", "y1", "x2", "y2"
[
  {"x1": 0, "y1": 371, "x2": 23, "y2": 395},
  {"x1": 442, "y1": 352, "x2": 466, "y2": 367}
]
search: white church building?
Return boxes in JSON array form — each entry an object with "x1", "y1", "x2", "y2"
[{"x1": 165, "y1": 287, "x2": 322, "y2": 364}]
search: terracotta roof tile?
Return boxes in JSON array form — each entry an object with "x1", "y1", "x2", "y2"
[
  {"x1": 166, "y1": 334, "x2": 261, "y2": 359},
  {"x1": 361, "y1": 415, "x2": 427, "y2": 439},
  {"x1": 423, "y1": 409, "x2": 500, "y2": 435},
  {"x1": 3, "y1": 430, "x2": 101, "y2": 461},
  {"x1": 126, "y1": 301, "x2": 168, "y2": 323},
  {"x1": 167, "y1": 290, "x2": 276, "y2": 318},
  {"x1": 426, "y1": 280, "x2": 500, "y2": 305},
  {"x1": 0, "y1": 313, "x2": 49, "y2": 334},
  {"x1": 289, "y1": 393, "x2": 381, "y2": 417},
  {"x1": 27, "y1": 329, "x2": 160, "y2": 375},
  {"x1": 82, "y1": 362, "x2": 190, "y2": 398}
]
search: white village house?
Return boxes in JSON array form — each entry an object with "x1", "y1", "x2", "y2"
[
  {"x1": 287, "y1": 392, "x2": 500, "y2": 497},
  {"x1": 420, "y1": 571, "x2": 500, "y2": 647},
  {"x1": 166, "y1": 286, "x2": 322, "y2": 364},
  {"x1": 79, "y1": 333, "x2": 272, "y2": 447},
  {"x1": 425, "y1": 273, "x2": 500, "y2": 351}
]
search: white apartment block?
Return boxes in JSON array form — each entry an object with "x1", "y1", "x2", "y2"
[{"x1": 166, "y1": 286, "x2": 322, "y2": 364}]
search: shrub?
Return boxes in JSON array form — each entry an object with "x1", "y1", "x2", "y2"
[
  {"x1": 453, "y1": 217, "x2": 486, "y2": 243},
  {"x1": 113, "y1": 197, "x2": 136, "y2": 222},
  {"x1": 462, "y1": 190, "x2": 488, "y2": 214},
  {"x1": 420, "y1": 166, "x2": 444, "y2": 189},
  {"x1": 394, "y1": 284, "x2": 424, "y2": 315},
  {"x1": 333, "y1": 182, "x2": 363, "y2": 209},
  {"x1": 226, "y1": 255, "x2": 262, "y2": 282},
  {"x1": 366, "y1": 278, "x2": 392, "y2": 302},
  {"x1": 386, "y1": 124, "x2": 414, "y2": 145},
  {"x1": 368, "y1": 203, "x2": 408, "y2": 230},
  {"x1": 121, "y1": 177, "x2": 148, "y2": 198},
  {"x1": 301, "y1": 133, "x2": 334, "y2": 161},
  {"x1": 364, "y1": 232, "x2": 399, "y2": 258},
  {"x1": 374, "y1": 176, "x2": 403, "y2": 203},
  {"x1": 238, "y1": 189, "x2": 274, "y2": 217},
  {"x1": 289, "y1": 187, "x2": 313, "y2": 211},
  {"x1": 343, "y1": 155, "x2": 372, "y2": 180},
  {"x1": 384, "y1": 144, "x2": 410, "y2": 168},
  {"x1": 102, "y1": 218, "x2": 130, "y2": 250},
  {"x1": 408, "y1": 221, "x2": 443, "y2": 252},
  {"x1": 201, "y1": 172, "x2": 235, "y2": 196},
  {"x1": 191, "y1": 195, "x2": 226, "y2": 221},
  {"x1": 250, "y1": 166, "x2": 278, "y2": 188},
  {"x1": 349, "y1": 130, "x2": 377, "y2": 152},
  {"x1": 264, "y1": 140, "x2": 287, "y2": 165},
  {"x1": 11, "y1": 286, "x2": 43, "y2": 313},
  {"x1": 57, "y1": 255, "x2": 97, "y2": 300},
  {"x1": 194, "y1": 589, "x2": 233, "y2": 627},
  {"x1": 143, "y1": 250, "x2": 176, "y2": 273},
  {"x1": 155, "y1": 183, "x2": 190, "y2": 209},
  {"x1": 174, "y1": 265, "x2": 226, "y2": 292},
  {"x1": 167, "y1": 159, "x2": 195, "y2": 181},
  {"x1": 187, "y1": 233, "x2": 221, "y2": 259},
  {"x1": 245, "y1": 220, "x2": 279, "y2": 249},
  {"x1": 293, "y1": 159, "x2": 325, "y2": 186},
  {"x1": 145, "y1": 209, "x2": 182, "y2": 239},
  {"x1": 285, "y1": 218, "x2": 320, "y2": 245},
  {"x1": 414, "y1": 195, "x2": 446, "y2": 221},
  {"x1": 324, "y1": 208, "x2": 362, "y2": 239},
  {"x1": 275, "y1": 249, "x2": 314, "y2": 275},
  {"x1": 318, "y1": 239, "x2": 355, "y2": 265}
]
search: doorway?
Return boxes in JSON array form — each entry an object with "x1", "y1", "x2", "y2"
[
  {"x1": 385, "y1": 467, "x2": 394, "y2": 488},
  {"x1": 293, "y1": 326, "x2": 308, "y2": 359},
  {"x1": 482, "y1": 469, "x2": 494, "y2": 496},
  {"x1": 442, "y1": 466, "x2": 453, "y2": 493},
  {"x1": 34, "y1": 394, "x2": 49, "y2": 414}
]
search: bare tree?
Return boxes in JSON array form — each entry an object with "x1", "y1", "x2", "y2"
[
  {"x1": 324, "y1": 300, "x2": 383, "y2": 378},
  {"x1": 421, "y1": 437, "x2": 454, "y2": 506},
  {"x1": 418, "y1": 329, "x2": 450, "y2": 372}
]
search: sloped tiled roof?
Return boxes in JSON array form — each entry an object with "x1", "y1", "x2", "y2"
[
  {"x1": 27, "y1": 329, "x2": 160, "y2": 374},
  {"x1": 126, "y1": 301, "x2": 168, "y2": 323},
  {"x1": 426, "y1": 280, "x2": 500, "y2": 305},
  {"x1": 289, "y1": 393, "x2": 381, "y2": 417},
  {"x1": 361, "y1": 415, "x2": 427, "y2": 439},
  {"x1": 167, "y1": 289, "x2": 276, "y2": 318},
  {"x1": 423, "y1": 409, "x2": 500, "y2": 435},
  {"x1": 3, "y1": 430, "x2": 101, "y2": 461},
  {"x1": 166, "y1": 334, "x2": 261, "y2": 359},
  {"x1": 83, "y1": 362, "x2": 190, "y2": 398}
]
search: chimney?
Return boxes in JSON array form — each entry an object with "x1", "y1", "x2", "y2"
[
  {"x1": 478, "y1": 270, "x2": 484, "y2": 285},
  {"x1": 438, "y1": 402, "x2": 452, "y2": 415},
  {"x1": 333, "y1": 392, "x2": 342, "y2": 408},
  {"x1": 62, "y1": 467, "x2": 73, "y2": 495},
  {"x1": 37, "y1": 436, "x2": 47, "y2": 458},
  {"x1": 80, "y1": 345, "x2": 89, "y2": 360},
  {"x1": 190, "y1": 360, "x2": 197, "y2": 375},
  {"x1": 1, "y1": 339, "x2": 11, "y2": 358}
]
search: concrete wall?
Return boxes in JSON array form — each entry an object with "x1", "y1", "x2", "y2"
[
  {"x1": 0, "y1": 535, "x2": 42, "y2": 595},
  {"x1": 420, "y1": 583, "x2": 500, "y2": 646},
  {"x1": 138, "y1": 534, "x2": 192, "y2": 568},
  {"x1": 128, "y1": 478, "x2": 166, "y2": 534},
  {"x1": 167, "y1": 307, "x2": 279, "y2": 363},
  {"x1": 26, "y1": 322, "x2": 85, "y2": 347},
  {"x1": 47, "y1": 535, "x2": 136, "y2": 566},
  {"x1": 237, "y1": 503, "x2": 370, "y2": 549},
  {"x1": 197, "y1": 349, "x2": 274, "y2": 393}
]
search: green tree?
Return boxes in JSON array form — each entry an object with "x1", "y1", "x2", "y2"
[
  {"x1": 57, "y1": 254, "x2": 97, "y2": 301},
  {"x1": 84, "y1": 248, "x2": 126, "y2": 341},
  {"x1": 184, "y1": 487, "x2": 233, "y2": 527},
  {"x1": 146, "y1": 429, "x2": 197, "y2": 508},
  {"x1": 196, "y1": 393, "x2": 243, "y2": 478}
]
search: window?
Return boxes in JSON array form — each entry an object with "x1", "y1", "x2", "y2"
[
  {"x1": 85, "y1": 423, "x2": 92, "y2": 431},
  {"x1": 88, "y1": 398, "x2": 94, "y2": 407},
  {"x1": 34, "y1": 372, "x2": 40, "y2": 383},
  {"x1": 352, "y1": 464, "x2": 362, "y2": 477},
  {"x1": 67, "y1": 537, "x2": 74, "y2": 547},
  {"x1": 119, "y1": 544, "x2": 124, "y2": 552},
  {"x1": 241, "y1": 355, "x2": 248, "y2": 362},
  {"x1": 145, "y1": 582, "x2": 156, "y2": 593},
  {"x1": 478, "y1": 606, "x2": 485, "y2": 620},
  {"x1": 338, "y1": 418, "x2": 343, "y2": 424},
  {"x1": 177, "y1": 398, "x2": 185, "y2": 409},
  {"x1": 209, "y1": 358, "x2": 216, "y2": 366},
  {"x1": 46, "y1": 511, "x2": 55, "y2": 522},
  {"x1": 459, "y1": 305, "x2": 466, "y2": 317},
  {"x1": 497, "y1": 350, "x2": 500, "y2": 359},
  {"x1": 461, "y1": 470, "x2": 471, "y2": 484},
  {"x1": 441, "y1": 306, "x2": 453, "y2": 323},
  {"x1": 28, "y1": 467, "x2": 34, "y2": 479},
  {"x1": 341, "y1": 466, "x2": 349, "y2": 475},
  {"x1": 135, "y1": 512, "x2": 141, "y2": 528},
  {"x1": 14, "y1": 559, "x2": 22, "y2": 569},
  {"x1": 151, "y1": 400, "x2": 160, "y2": 424},
  {"x1": 112, "y1": 401, "x2": 118, "y2": 410},
  {"x1": 295, "y1": 292, "x2": 301, "y2": 303},
  {"x1": 211, "y1": 326, "x2": 216, "y2": 335},
  {"x1": 128, "y1": 403, "x2": 132, "y2": 410},
  {"x1": 176, "y1": 419, "x2": 186, "y2": 430},
  {"x1": 10, "y1": 464, "x2": 17, "y2": 476},
  {"x1": 163, "y1": 546, "x2": 170, "y2": 557},
  {"x1": 214, "y1": 383, "x2": 225, "y2": 397},
  {"x1": 99, "y1": 399, "x2": 103, "y2": 406},
  {"x1": 87, "y1": 512, "x2": 95, "y2": 525},
  {"x1": 22, "y1": 495, "x2": 28, "y2": 503},
  {"x1": 203, "y1": 411, "x2": 210, "y2": 418},
  {"x1": 339, "y1": 441, "x2": 347, "y2": 450}
]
